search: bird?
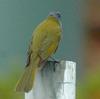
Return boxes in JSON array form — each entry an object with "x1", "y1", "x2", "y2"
[{"x1": 15, "y1": 11, "x2": 62, "y2": 92}]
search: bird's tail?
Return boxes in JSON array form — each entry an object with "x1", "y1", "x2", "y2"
[{"x1": 15, "y1": 57, "x2": 40, "y2": 92}]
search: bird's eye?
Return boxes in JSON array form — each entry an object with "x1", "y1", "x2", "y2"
[{"x1": 56, "y1": 12, "x2": 61, "y2": 18}]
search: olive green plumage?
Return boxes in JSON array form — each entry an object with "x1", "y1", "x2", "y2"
[{"x1": 15, "y1": 12, "x2": 62, "y2": 92}]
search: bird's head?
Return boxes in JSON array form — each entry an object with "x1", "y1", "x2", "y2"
[{"x1": 48, "y1": 11, "x2": 61, "y2": 20}]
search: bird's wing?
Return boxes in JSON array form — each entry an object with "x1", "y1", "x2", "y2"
[
  {"x1": 26, "y1": 42, "x2": 32, "y2": 67},
  {"x1": 39, "y1": 32, "x2": 61, "y2": 60},
  {"x1": 53, "y1": 35, "x2": 61, "y2": 53},
  {"x1": 26, "y1": 21, "x2": 61, "y2": 67},
  {"x1": 25, "y1": 31, "x2": 48, "y2": 67},
  {"x1": 26, "y1": 33, "x2": 60, "y2": 67}
]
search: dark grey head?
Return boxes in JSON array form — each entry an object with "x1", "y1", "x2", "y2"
[{"x1": 49, "y1": 11, "x2": 61, "y2": 20}]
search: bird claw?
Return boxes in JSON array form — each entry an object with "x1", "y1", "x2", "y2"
[{"x1": 53, "y1": 60, "x2": 60, "y2": 72}]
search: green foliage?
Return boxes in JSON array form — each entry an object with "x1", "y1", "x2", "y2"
[
  {"x1": 0, "y1": 60, "x2": 24, "y2": 99},
  {"x1": 77, "y1": 70, "x2": 100, "y2": 99}
]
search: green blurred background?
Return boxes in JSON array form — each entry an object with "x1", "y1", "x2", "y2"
[{"x1": 0, "y1": 0, "x2": 82, "y2": 99}]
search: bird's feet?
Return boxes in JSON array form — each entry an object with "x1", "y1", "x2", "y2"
[{"x1": 53, "y1": 60, "x2": 60, "y2": 72}]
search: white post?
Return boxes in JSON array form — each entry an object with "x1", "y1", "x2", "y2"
[{"x1": 25, "y1": 60, "x2": 76, "y2": 99}]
